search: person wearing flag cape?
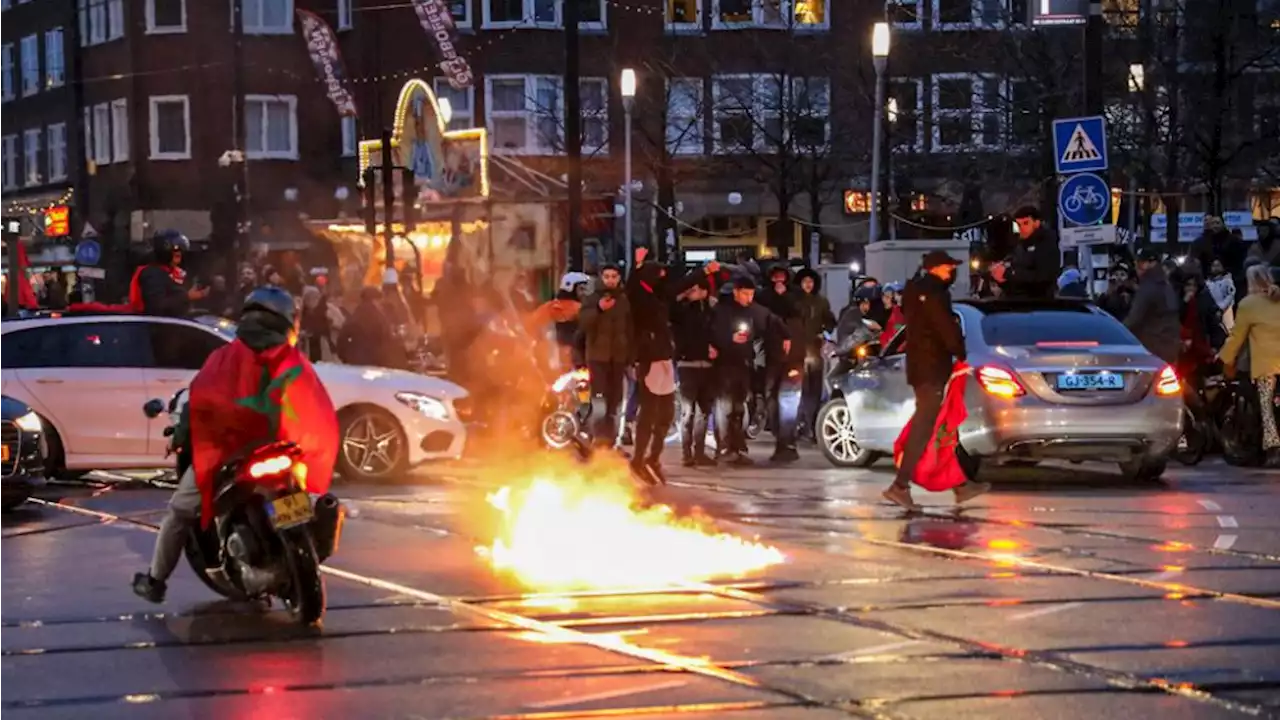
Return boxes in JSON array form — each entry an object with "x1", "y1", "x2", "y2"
[
  {"x1": 884, "y1": 251, "x2": 991, "y2": 511},
  {"x1": 133, "y1": 286, "x2": 339, "y2": 603}
]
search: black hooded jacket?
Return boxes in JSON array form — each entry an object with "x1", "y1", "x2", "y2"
[
  {"x1": 138, "y1": 264, "x2": 191, "y2": 317},
  {"x1": 1003, "y1": 226, "x2": 1062, "y2": 299},
  {"x1": 671, "y1": 283, "x2": 715, "y2": 364},
  {"x1": 793, "y1": 269, "x2": 836, "y2": 357},
  {"x1": 627, "y1": 262, "x2": 704, "y2": 363}
]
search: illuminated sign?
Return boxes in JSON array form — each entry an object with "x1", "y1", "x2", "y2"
[{"x1": 44, "y1": 205, "x2": 70, "y2": 237}]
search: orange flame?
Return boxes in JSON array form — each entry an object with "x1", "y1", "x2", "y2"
[{"x1": 474, "y1": 463, "x2": 784, "y2": 591}]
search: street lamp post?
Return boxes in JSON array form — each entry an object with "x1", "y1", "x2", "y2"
[
  {"x1": 886, "y1": 97, "x2": 899, "y2": 241},
  {"x1": 870, "y1": 23, "x2": 890, "y2": 245},
  {"x1": 620, "y1": 68, "x2": 637, "y2": 268}
]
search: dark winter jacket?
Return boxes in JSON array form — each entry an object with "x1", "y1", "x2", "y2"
[
  {"x1": 338, "y1": 298, "x2": 403, "y2": 368},
  {"x1": 710, "y1": 300, "x2": 789, "y2": 368},
  {"x1": 671, "y1": 294, "x2": 715, "y2": 364},
  {"x1": 552, "y1": 288, "x2": 585, "y2": 365},
  {"x1": 792, "y1": 269, "x2": 836, "y2": 358},
  {"x1": 137, "y1": 264, "x2": 191, "y2": 317},
  {"x1": 1124, "y1": 265, "x2": 1182, "y2": 365},
  {"x1": 902, "y1": 273, "x2": 967, "y2": 387},
  {"x1": 1003, "y1": 226, "x2": 1062, "y2": 299},
  {"x1": 627, "y1": 262, "x2": 703, "y2": 363},
  {"x1": 579, "y1": 286, "x2": 632, "y2": 363}
]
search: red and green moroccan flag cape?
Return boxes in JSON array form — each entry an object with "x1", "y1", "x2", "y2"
[{"x1": 189, "y1": 339, "x2": 339, "y2": 527}]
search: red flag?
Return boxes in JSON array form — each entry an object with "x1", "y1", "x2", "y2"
[
  {"x1": 189, "y1": 339, "x2": 339, "y2": 527},
  {"x1": 879, "y1": 305, "x2": 905, "y2": 348},
  {"x1": 893, "y1": 363, "x2": 971, "y2": 492},
  {"x1": 14, "y1": 243, "x2": 39, "y2": 309}
]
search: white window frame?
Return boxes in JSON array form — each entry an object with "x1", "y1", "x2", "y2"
[
  {"x1": 666, "y1": 0, "x2": 702, "y2": 31},
  {"x1": 711, "y1": 74, "x2": 782, "y2": 154},
  {"x1": 889, "y1": 0, "x2": 924, "y2": 30},
  {"x1": 930, "y1": 72, "x2": 1001, "y2": 152},
  {"x1": 239, "y1": 0, "x2": 295, "y2": 35},
  {"x1": 147, "y1": 0, "x2": 188, "y2": 34},
  {"x1": 92, "y1": 103, "x2": 111, "y2": 165},
  {"x1": 107, "y1": 0, "x2": 124, "y2": 39},
  {"x1": 47, "y1": 123, "x2": 67, "y2": 181},
  {"x1": 931, "y1": 0, "x2": 1010, "y2": 29},
  {"x1": 447, "y1": 0, "x2": 472, "y2": 27},
  {"x1": 149, "y1": 94, "x2": 192, "y2": 160},
  {"x1": 2, "y1": 135, "x2": 17, "y2": 190},
  {"x1": 23, "y1": 128, "x2": 41, "y2": 186},
  {"x1": 44, "y1": 28, "x2": 64, "y2": 89},
  {"x1": 579, "y1": 77, "x2": 609, "y2": 155},
  {"x1": 481, "y1": 0, "x2": 605, "y2": 30},
  {"x1": 665, "y1": 77, "x2": 705, "y2": 156},
  {"x1": 89, "y1": 0, "x2": 107, "y2": 45},
  {"x1": 83, "y1": 106, "x2": 92, "y2": 163},
  {"x1": 20, "y1": 34, "x2": 39, "y2": 97},
  {"x1": 888, "y1": 77, "x2": 925, "y2": 152},
  {"x1": 243, "y1": 94, "x2": 299, "y2": 160},
  {"x1": 2, "y1": 44, "x2": 13, "y2": 102},
  {"x1": 337, "y1": 0, "x2": 352, "y2": 30},
  {"x1": 485, "y1": 74, "x2": 565, "y2": 156},
  {"x1": 111, "y1": 98, "x2": 129, "y2": 161},
  {"x1": 790, "y1": 76, "x2": 831, "y2": 150},
  {"x1": 432, "y1": 77, "x2": 476, "y2": 131},
  {"x1": 711, "y1": 0, "x2": 829, "y2": 30}
]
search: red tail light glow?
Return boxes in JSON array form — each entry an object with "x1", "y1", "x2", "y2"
[
  {"x1": 1155, "y1": 366, "x2": 1181, "y2": 396},
  {"x1": 977, "y1": 366, "x2": 1025, "y2": 399},
  {"x1": 248, "y1": 454, "x2": 294, "y2": 479},
  {"x1": 1035, "y1": 341, "x2": 1099, "y2": 348}
]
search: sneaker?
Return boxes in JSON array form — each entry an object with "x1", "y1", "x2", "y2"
[
  {"x1": 645, "y1": 462, "x2": 670, "y2": 486},
  {"x1": 882, "y1": 484, "x2": 918, "y2": 510},
  {"x1": 630, "y1": 459, "x2": 659, "y2": 486},
  {"x1": 693, "y1": 453, "x2": 717, "y2": 467},
  {"x1": 770, "y1": 447, "x2": 800, "y2": 463},
  {"x1": 954, "y1": 481, "x2": 992, "y2": 505},
  {"x1": 132, "y1": 572, "x2": 166, "y2": 604},
  {"x1": 727, "y1": 452, "x2": 755, "y2": 467},
  {"x1": 681, "y1": 454, "x2": 696, "y2": 468}
]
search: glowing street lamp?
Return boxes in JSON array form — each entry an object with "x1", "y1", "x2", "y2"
[{"x1": 870, "y1": 22, "x2": 891, "y2": 244}]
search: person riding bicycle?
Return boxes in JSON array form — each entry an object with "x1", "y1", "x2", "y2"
[{"x1": 131, "y1": 286, "x2": 339, "y2": 604}]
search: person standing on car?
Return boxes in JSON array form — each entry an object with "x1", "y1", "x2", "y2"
[
  {"x1": 710, "y1": 277, "x2": 789, "y2": 466},
  {"x1": 1218, "y1": 264, "x2": 1280, "y2": 467},
  {"x1": 672, "y1": 278, "x2": 718, "y2": 467},
  {"x1": 793, "y1": 268, "x2": 836, "y2": 442},
  {"x1": 579, "y1": 264, "x2": 633, "y2": 448},
  {"x1": 993, "y1": 206, "x2": 1061, "y2": 299},
  {"x1": 136, "y1": 230, "x2": 208, "y2": 317},
  {"x1": 1124, "y1": 248, "x2": 1182, "y2": 367},
  {"x1": 884, "y1": 251, "x2": 990, "y2": 510}
]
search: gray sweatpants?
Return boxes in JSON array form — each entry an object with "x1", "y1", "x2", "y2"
[{"x1": 150, "y1": 467, "x2": 202, "y2": 582}]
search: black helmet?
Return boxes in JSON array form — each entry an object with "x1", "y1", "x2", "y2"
[
  {"x1": 241, "y1": 285, "x2": 298, "y2": 324},
  {"x1": 853, "y1": 285, "x2": 881, "y2": 301},
  {"x1": 152, "y1": 229, "x2": 189, "y2": 262}
]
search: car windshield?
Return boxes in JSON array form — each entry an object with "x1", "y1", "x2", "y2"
[
  {"x1": 979, "y1": 309, "x2": 1139, "y2": 346},
  {"x1": 193, "y1": 315, "x2": 238, "y2": 340}
]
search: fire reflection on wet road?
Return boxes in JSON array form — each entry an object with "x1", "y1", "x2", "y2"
[{"x1": 3, "y1": 456, "x2": 1280, "y2": 719}]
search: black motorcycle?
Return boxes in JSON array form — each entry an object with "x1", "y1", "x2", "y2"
[{"x1": 143, "y1": 394, "x2": 344, "y2": 626}]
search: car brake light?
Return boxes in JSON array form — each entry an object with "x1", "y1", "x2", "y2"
[
  {"x1": 248, "y1": 454, "x2": 294, "y2": 479},
  {"x1": 977, "y1": 366, "x2": 1025, "y2": 398},
  {"x1": 1156, "y1": 366, "x2": 1181, "y2": 396},
  {"x1": 1035, "y1": 341, "x2": 1099, "y2": 348}
]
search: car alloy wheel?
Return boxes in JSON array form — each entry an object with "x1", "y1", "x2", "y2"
[
  {"x1": 341, "y1": 411, "x2": 404, "y2": 480},
  {"x1": 822, "y1": 404, "x2": 861, "y2": 462}
]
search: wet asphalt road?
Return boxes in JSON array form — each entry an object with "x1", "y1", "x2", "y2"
[{"x1": 4, "y1": 448, "x2": 1280, "y2": 720}]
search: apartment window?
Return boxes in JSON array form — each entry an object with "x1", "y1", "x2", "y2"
[
  {"x1": 47, "y1": 123, "x2": 67, "y2": 181},
  {"x1": 337, "y1": 0, "x2": 352, "y2": 29},
  {"x1": 667, "y1": 0, "x2": 700, "y2": 27},
  {"x1": 93, "y1": 103, "x2": 111, "y2": 164},
  {"x1": 20, "y1": 35, "x2": 38, "y2": 97},
  {"x1": 888, "y1": 78, "x2": 923, "y2": 152},
  {"x1": 791, "y1": 77, "x2": 830, "y2": 148},
  {"x1": 23, "y1": 128, "x2": 41, "y2": 186},
  {"x1": 148, "y1": 0, "x2": 188, "y2": 33},
  {"x1": 933, "y1": 0, "x2": 975, "y2": 27},
  {"x1": 433, "y1": 78, "x2": 475, "y2": 131},
  {"x1": 150, "y1": 95, "x2": 191, "y2": 159},
  {"x1": 242, "y1": 0, "x2": 294, "y2": 34},
  {"x1": 888, "y1": 0, "x2": 923, "y2": 28},
  {"x1": 245, "y1": 95, "x2": 298, "y2": 159},
  {"x1": 665, "y1": 78, "x2": 704, "y2": 155},
  {"x1": 580, "y1": 78, "x2": 609, "y2": 153},
  {"x1": 2, "y1": 44, "x2": 13, "y2": 102},
  {"x1": 486, "y1": 75, "x2": 562, "y2": 154},
  {"x1": 712, "y1": 75, "x2": 782, "y2": 153},
  {"x1": 484, "y1": 0, "x2": 557, "y2": 26},
  {"x1": 340, "y1": 115, "x2": 357, "y2": 156},
  {"x1": 931, "y1": 73, "x2": 1001, "y2": 151},
  {"x1": 87, "y1": 0, "x2": 107, "y2": 44},
  {"x1": 111, "y1": 98, "x2": 129, "y2": 161},
  {"x1": 933, "y1": 0, "x2": 1010, "y2": 28},
  {"x1": 44, "y1": 29, "x2": 65, "y2": 89},
  {"x1": 715, "y1": 0, "x2": 825, "y2": 27},
  {"x1": 1103, "y1": 0, "x2": 1138, "y2": 35},
  {"x1": 2, "y1": 135, "x2": 16, "y2": 189},
  {"x1": 447, "y1": 0, "x2": 470, "y2": 25},
  {"x1": 108, "y1": 0, "x2": 125, "y2": 39}
]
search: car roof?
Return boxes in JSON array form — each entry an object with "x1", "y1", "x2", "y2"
[
  {"x1": 0, "y1": 312, "x2": 212, "y2": 335},
  {"x1": 955, "y1": 298, "x2": 1100, "y2": 316}
]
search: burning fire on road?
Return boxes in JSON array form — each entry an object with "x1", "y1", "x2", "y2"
[{"x1": 473, "y1": 457, "x2": 785, "y2": 592}]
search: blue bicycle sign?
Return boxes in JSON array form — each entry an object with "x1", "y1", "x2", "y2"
[{"x1": 1058, "y1": 173, "x2": 1111, "y2": 226}]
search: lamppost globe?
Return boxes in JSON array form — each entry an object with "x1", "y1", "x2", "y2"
[
  {"x1": 620, "y1": 68, "x2": 637, "y2": 99},
  {"x1": 872, "y1": 22, "x2": 891, "y2": 58}
]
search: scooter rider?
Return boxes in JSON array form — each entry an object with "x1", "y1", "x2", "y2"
[
  {"x1": 132, "y1": 286, "x2": 339, "y2": 603},
  {"x1": 135, "y1": 229, "x2": 208, "y2": 316}
]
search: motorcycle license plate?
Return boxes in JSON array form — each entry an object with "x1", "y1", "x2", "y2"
[{"x1": 267, "y1": 492, "x2": 314, "y2": 530}]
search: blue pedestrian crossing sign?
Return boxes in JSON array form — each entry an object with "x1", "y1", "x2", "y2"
[
  {"x1": 1053, "y1": 116, "x2": 1109, "y2": 174},
  {"x1": 1058, "y1": 172, "x2": 1111, "y2": 226}
]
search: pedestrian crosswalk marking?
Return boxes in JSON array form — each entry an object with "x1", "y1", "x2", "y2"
[{"x1": 1061, "y1": 124, "x2": 1102, "y2": 163}]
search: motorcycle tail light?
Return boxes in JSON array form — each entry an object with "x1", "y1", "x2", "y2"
[
  {"x1": 1156, "y1": 366, "x2": 1181, "y2": 396},
  {"x1": 248, "y1": 454, "x2": 294, "y2": 479},
  {"x1": 977, "y1": 366, "x2": 1025, "y2": 399}
]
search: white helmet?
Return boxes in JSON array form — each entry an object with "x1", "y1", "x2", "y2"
[{"x1": 560, "y1": 272, "x2": 591, "y2": 294}]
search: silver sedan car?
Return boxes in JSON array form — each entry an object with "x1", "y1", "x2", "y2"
[{"x1": 817, "y1": 299, "x2": 1184, "y2": 481}]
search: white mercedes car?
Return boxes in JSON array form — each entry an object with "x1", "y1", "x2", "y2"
[{"x1": 0, "y1": 313, "x2": 470, "y2": 483}]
